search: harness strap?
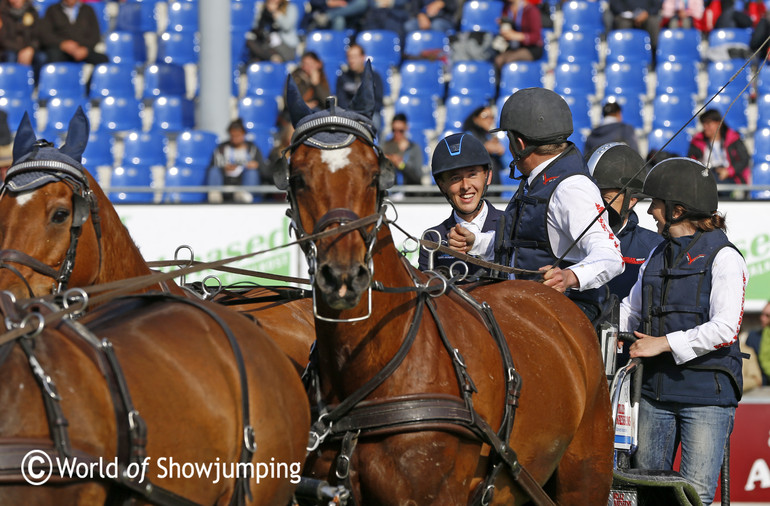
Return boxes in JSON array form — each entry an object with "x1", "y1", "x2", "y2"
[{"x1": 0, "y1": 249, "x2": 59, "y2": 279}]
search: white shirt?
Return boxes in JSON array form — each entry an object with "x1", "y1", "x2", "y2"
[
  {"x1": 619, "y1": 246, "x2": 748, "y2": 365},
  {"x1": 454, "y1": 201, "x2": 495, "y2": 260},
  {"x1": 510, "y1": 157, "x2": 625, "y2": 291}
]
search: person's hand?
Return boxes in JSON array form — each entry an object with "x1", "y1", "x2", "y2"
[
  {"x1": 540, "y1": 265, "x2": 579, "y2": 293},
  {"x1": 629, "y1": 332, "x2": 671, "y2": 358},
  {"x1": 246, "y1": 160, "x2": 259, "y2": 169},
  {"x1": 425, "y1": 1, "x2": 444, "y2": 17},
  {"x1": 385, "y1": 153, "x2": 403, "y2": 166},
  {"x1": 417, "y1": 12, "x2": 431, "y2": 30},
  {"x1": 634, "y1": 10, "x2": 649, "y2": 25},
  {"x1": 327, "y1": 0, "x2": 348, "y2": 7},
  {"x1": 484, "y1": 137, "x2": 505, "y2": 156},
  {"x1": 715, "y1": 166, "x2": 730, "y2": 180},
  {"x1": 17, "y1": 47, "x2": 34, "y2": 66},
  {"x1": 60, "y1": 39, "x2": 79, "y2": 55},
  {"x1": 447, "y1": 224, "x2": 476, "y2": 254}
]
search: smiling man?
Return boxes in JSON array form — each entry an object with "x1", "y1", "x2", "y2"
[{"x1": 418, "y1": 133, "x2": 503, "y2": 275}]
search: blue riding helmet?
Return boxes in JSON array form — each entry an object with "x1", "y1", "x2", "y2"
[{"x1": 431, "y1": 133, "x2": 492, "y2": 178}]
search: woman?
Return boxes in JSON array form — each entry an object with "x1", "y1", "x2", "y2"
[
  {"x1": 246, "y1": 0, "x2": 299, "y2": 63},
  {"x1": 687, "y1": 108, "x2": 750, "y2": 189},
  {"x1": 290, "y1": 51, "x2": 330, "y2": 110},
  {"x1": 619, "y1": 157, "x2": 748, "y2": 505},
  {"x1": 462, "y1": 105, "x2": 503, "y2": 185},
  {"x1": 493, "y1": 0, "x2": 544, "y2": 69}
]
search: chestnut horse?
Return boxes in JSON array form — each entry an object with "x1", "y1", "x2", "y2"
[
  {"x1": 281, "y1": 67, "x2": 614, "y2": 504},
  {"x1": 0, "y1": 291, "x2": 309, "y2": 505},
  {"x1": 0, "y1": 109, "x2": 315, "y2": 373}
]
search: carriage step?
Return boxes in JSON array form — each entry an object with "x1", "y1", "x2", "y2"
[{"x1": 611, "y1": 469, "x2": 702, "y2": 506}]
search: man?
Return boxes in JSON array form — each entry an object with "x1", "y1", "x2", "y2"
[
  {"x1": 382, "y1": 113, "x2": 424, "y2": 186},
  {"x1": 207, "y1": 119, "x2": 263, "y2": 204},
  {"x1": 492, "y1": 87, "x2": 624, "y2": 322},
  {"x1": 336, "y1": 44, "x2": 384, "y2": 128},
  {"x1": 418, "y1": 133, "x2": 503, "y2": 276},
  {"x1": 584, "y1": 102, "x2": 640, "y2": 156},
  {"x1": 39, "y1": 0, "x2": 108, "y2": 65},
  {"x1": 747, "y1": 301, "x2": 770, "y2": 385}
]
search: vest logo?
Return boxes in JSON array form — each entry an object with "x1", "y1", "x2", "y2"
[
  {"x1": 686, "y1": 253, "x2": 706, "y2": 264},
  {"x1": 623, "y1": 256, "x2": 646, "y2": 265},
  {"x1": 542, "y1": 174, "x2": 560, "y2": 184}
]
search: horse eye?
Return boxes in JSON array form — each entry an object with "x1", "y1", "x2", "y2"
[
  {"x1": 51, "y1": 209, "x2": 70, "y2": 224},
  {"x1": 290, "y1": 173, "x2": 305, "y2": 191}
]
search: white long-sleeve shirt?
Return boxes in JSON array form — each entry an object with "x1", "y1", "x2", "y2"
[
  {"x1": 510, "y1": 157, "x2": 625, "y2": 291},
  {"x1": 456, "y1": 201, "x2": 496, "y2": 260},
  {"x1": 619, "y1": 246, "x2": 748, "y2": 365}
]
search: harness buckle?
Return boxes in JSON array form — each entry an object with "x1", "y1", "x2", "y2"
[
  {"x1": 481, "y1": 484, "x2": 495, "y2": 506},
  {"x1": 243, "y1": 425, "x2": 257, "y2": 453},
  {"x1": 307, "y1": 416, "x2": 332, "y2": 452}
]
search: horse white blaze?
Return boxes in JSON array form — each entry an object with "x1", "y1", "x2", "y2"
[
  {"x1": 320, "y1": 147, "x2": 351, "y2": 173},
  {"x1": 14, "y1": 191, "x2": 36, "y2": 207}
]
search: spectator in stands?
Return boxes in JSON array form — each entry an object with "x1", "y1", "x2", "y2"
[
  {"x1": 39, "y1": 0, "x2": 108, "y2": 65},
  {"x1": 608, "y1": 0, "x2": 662, "y2": 57},
  {"x1": 0, "y1": 0, "x2": 46, "y2": 80},
  {"x1": 0, "y1": 110, "x2": 12, "y2": 181},
  {"x1": 306, "y1": 0, "x2": 369, "y2": 32},
  {"x1": 264, "y1": 111, "x2": 294, "y2": 201},
  {"x1": 362, "y1": 0, "x2": 410, "y2": 41},
  {"x1": 687, "y1": 109, "x2": 750, "y2": 195},
  {"x1": 750, "y1": 9, "x2": 770, "y2": 60},
  {"x1": 246, "y1": 0, "x2": 300, "y2": 63},
  {"x1": 336, "y1": 44, "x2": 384, "y2": 129},
  {"x1": 492, "y1": 0, "x2": 544, "y2": 70},
  {"x1": 747, "y1": 301, "x2": 770, "y2": 385},
  {"x1": 584, "y1": 102, "x2": 640, "y2": 156},
  {"x1": 382, "y1": 113, "x2": 424, "y2": 186},
  {"x1": 660, "y1": 0, "x2": 705, "y2": 29},
  {"x1": 404, "y1": 0, "x2": 458, "y2": 34},
  {"x1": 207, "y1": 119, "x2": 263, "y2": 204},
  {"x1": 462, "y1": 105, "x2": 503, "y2": 185},
  {"x1": 291, "y1": 51, "x2": 331, "y2": 111}
]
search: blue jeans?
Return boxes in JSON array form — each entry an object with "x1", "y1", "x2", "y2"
[
  {"x1": 327, "y1": 0, "x2": 368, "y2": 31},
  {"x1": 633, "y1": 397, "x2": 735, "y2": 504}
]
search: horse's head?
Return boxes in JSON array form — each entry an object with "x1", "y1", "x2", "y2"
[
  {"x1": 0, "y1": 108, "x2": 102, "y2": 297},
  {"x1": 278, "y1": 64, "x2": 395, "y2": 315}
]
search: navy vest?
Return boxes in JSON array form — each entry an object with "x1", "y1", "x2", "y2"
[
  {"x1": 497, "y1": 145, "x2": 604, "y2": 305},
  {"x1": 639, "y1": 230, "x2": 743, "y2": 406},
  {"x1": 610, "y1": 211, "x2": 663, "y2": 299}
]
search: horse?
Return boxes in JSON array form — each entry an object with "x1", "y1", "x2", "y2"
[
  {"x1": 280, "y1": 65, "x2": 614, "y2": 504},
  {"x1": 0, "y1": 290, "x2": 310, "y2": 505},
  {"x1": 0, "y1": 109, "x2": 315, "y2": 373}
]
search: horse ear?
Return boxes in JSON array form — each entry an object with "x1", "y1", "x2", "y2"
[
  {"x1": 59, "y1": 106, "x2": 89, "y2": 163},
  {"x1": 349, "y1": 60, "x2": 375, "y2": 119},
  {"x1": 286, "y1": 75, "x2": 312, "y2": 127},
  {"x1": 12, "y1": 112, "x2": 37, "y2": 162}
]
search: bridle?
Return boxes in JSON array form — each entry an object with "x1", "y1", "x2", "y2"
[
  {"x1": 273, "y1": 101, "x2": 395, "y2": 322},
  {"x1": 0, "y1": 141, "x2": 103, "y2": 295}
]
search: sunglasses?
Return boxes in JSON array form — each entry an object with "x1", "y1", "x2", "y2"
[{"x1": 392, "y1": 128, "x2": 406, "y2": 133}]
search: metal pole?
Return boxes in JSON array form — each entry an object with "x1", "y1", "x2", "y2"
[{"x1": 198, "y1": 0, "x2": 232, "y2": 141}]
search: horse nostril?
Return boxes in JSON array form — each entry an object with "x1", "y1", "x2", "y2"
[
  {"x1": 318, "y1": 263, "x2": 339, "y2": 292},
  {"x1": 351, "y1": 264, "x2": 371, "y2": 292}
]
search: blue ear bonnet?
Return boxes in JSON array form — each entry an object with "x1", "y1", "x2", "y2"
[{"x1": 294, "y1": 106, "x2": 377, "y2": 149}]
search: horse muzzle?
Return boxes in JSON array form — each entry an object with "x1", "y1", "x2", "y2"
[{"x1": 316, "y1": 260, "x2": 371, "y2": 309}]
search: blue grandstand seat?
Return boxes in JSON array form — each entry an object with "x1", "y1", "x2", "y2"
[
  {"x1": 38, "y1": 62, "x2": 86, "y2": 102},
  {"x1": 605, "y1": 29, "x2": 652, "y2": 65},
  {"x1": 114, "y1": 1, "x2": 157, "y2": 34},
  {"x1": 356, "y1": 30, "x2": 401, "y2": 70},
  {"x1": 708, "y1": 91, "x2": 749, "y2": 131},
  {"x1": 552, "y1": 62, "x2": 596, "y2": 96},
  {"x1": 108, "y1": 164, "x2": 155, "y2": 204},
  {"x1": 231, "y1": 0, "x2": 258, "y2": 32},
  {"x1": 238, "y1": 96, "x2": 279, "y2": 134},
  {"x1": 752, "y1": 162, "x2": 770, "y2": 200},
  {"x1": 447, "y1": 60, "x2": 495, "y2": 100},
  {"x1": 394, "y1": 94, "x2": 437, "y2": 133},
  {"x1": 245, "y1": 62, "x2": 288, "y2": 97},
  {"x1": 249, "y1": 128, "x2": 274, "y2": 160},
  {"x1": 656, "y1": 28, "x2": 702, "y2": 64},
  {"x1": 90, "y1": 1, "x2": 110, "y2": 33},
  {"x1": 0, "y1": 97, "x2": 37, "y2": 133},
  {"x1": 163, "y1": 165, "x2": 208, "y2": 203},
  {"x1": 97, "y1": 96, "x2": 144, "y2": 133},
  {"x1": 166, "y1": 0, "x2": 199, "y2": 33},
  {"x1": 604, "y1": 62, "x2": 647, "y2": 97},
  {"x1": 557, "y1": 30, "x2": 599, "y2": 65},
  {"x1": 652, "y1": 93, "x2": 697, "y2": 130},
  {"x1": 647, "y1": 127, "x2": 691, "y2": 157},
  {"x1": 708, "y1": 27, "x2": 752, "y2": 48},
  {"x1": 81, "y1": 131, "x2": 115, "y2": 169},
  {"x1": 602, "y1": 93, "x2": 645, "y2": 129},
  {"x1": 143, "y1": 63, "x2": 187, "y2": 98},
  {"x1": 151, "y1": 95, "x2": 195, "y2": 133},
  {"x1": 0, "y1": 63, "x2": 34, "y2": 98},
  {"x1": 561, "y1": 0, "x2": 604, "y2": 36},
  {"x1": 706, "y1": 59, "x2": 751, "y2": 97},
  {"x1": 560, "y1": 92, "x2": 593, "y2": 132},
  {"x1": 104, "y1": 31, "x2": 146, "y2": 66},
  {"x1": 89, "y1": 63, "x2": 138, "y2": 100},
  {"x1": 460, "y1": 0, "x2": 504, "y2": 33},
  {"x1": 403, "y1": 30, "x2": 449, "y2": 59},
  {"x1": 755, "y1": 64, "x2": 770, "y2": 96},
  {"x1": 757, "y1": 94, "x2": 770, "y2": 129},
  {"x1": 122, "y1": 129, "x2": 167, "y2": 166},
  {"x1": 41, "y1": 98, "x2": 88, "y2": 141},
  {"x1": 753, "y1": 127, "x2": 770, "y2": 164},
  {"x1": 443, "y1": 95, "x2": 487, "y2": 131},
  {"x1": 498, "y1": 61, "x2": 543, "y2": 95},
  {"x1": 655, "y1": 61, "x2": 699, "y2": 96},
  {"x1": 157, "y1": 31, "x2": 200, "y2": 65},
  {"x1": 399, "y1": 60, "x2": 445, "y2": 100},
  {"x1": 33, "y1": 0, "x2": 58, "y2": 14},
  {"x1": 304, "y1": 30, "x2": 351, "y2": 85},
  {"x1": 174, "y1": 129, "x2": 218, "y2": 168}
]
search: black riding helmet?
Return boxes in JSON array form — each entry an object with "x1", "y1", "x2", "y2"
[
  {"x1": 586, "y1": 143, "x2": 646, "y2": 232},
  {"x1": 431, "y1": 133, "x2": 492, "y2": 214},
  {"x1": 640, "y1": 157, "x2": 718, "y2": 236},
  {"x1": 491, "y1": 87, "x2": 573, "y2": 169}
]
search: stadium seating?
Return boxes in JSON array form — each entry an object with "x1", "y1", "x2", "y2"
[
  {"x1": 706, "y1": 59, "x2": 751, "y2": 97},
  {"x1": 104, "y1": 31, "x2": 147, "y2": 66},
  {"x1": 238, "y1": 96, "x2": 279, "y2": 135},
  {"x1": 447, "y1": 60, "x2": 495, "y2": 100},
  {"x1": 40, "y1": 98, "x2": 89, "y2": 141},
  {"x1": 553, "y1": 62, "x2": 596, "y2": 96},
  {"x1": 122, "y1": 129, "x2": 167, "y2": 166},
  {"x1": 708, "y1": 27, "x2": 752, "y2": 48},
  {"x1": 561, "y1": 0, "x2": 604, "y2": 36},
  {"x1": 90, "y1": 1, "x2": 111, "y2": 33},
  {"x1": 245, "y1": 62, "x2": 288, "y2": 97},
  {"x1": 394, "y1": 94, "x2": 437, "y2": 133},
  {"x1": 602, "y1": 93, "x2": 645, "y2": 129},
  {"x1": 1, "y1": 96, "x2": 38, "y2": 132},
  {"x1": 403, "y1": 30, "x2": 450, "y2": 59},
  {"x1": 89, "y1": 63, "x2": 138, "y2": 100},
  {"x1": 460, "y1": 0, "x2": 504, "y2": 33},
  {"x1": 143, "y1": 63, "x2": 187, "y2": 99},
  {"x1": 498, "y1": 61, "x2": 543, "y2": 95},
  {"x1": 81, "y1": 131, "x2": 115, "y2": 169},
  {"x1": 97, "y1": 96, "x2": 144, "y2": 133},
  {"x1": 0, "y1": 63, "x2": 34, "y2": 98},
  {"x1": 356, "y1": 30, "x2": 401, "y2": 70},
  {"x1": 174, "y1": 129, "x2": 219, "y2": 168},
  {"x1": 557, "y1": 30, "x2": 600, "y2": 65},
  {"x1": 605, "y1": 29, "x2": 652, "y2": 65},
  {"x1": 108, "y1": 164, "x2": 156, "y2": 204},
  {"x1": 231, "y1": 0, "x2": 258, "y2": 32},
  {"x1": 38, "y1": 62, "x2": 86, "y2": 102},
  {"x1": 163, "y1": 165, "x2": 208, "y2": 203},
  {"x1": 757, "y1": 94, "x2": 770, "y2": 129},
  {"x1": 707, "y1": 91, "x2": 749, "y2": 132},
  {"x1": 652, "y1": 93, "x2": 697, "y2": 130},
  {"x1": 166, "y1": 0, "x2": 199, "y2": 33},
  {"x1": 752, "y1": 162, "x2": 770, "y2": 200},
  {"x1": 647, "y1": 127, "x2": 691, "y2": 157},
  {"x1": 157, "y1": 31, "x2": 201, "y2": 65},
  {"x1": 151, "y1": 95, "x2": 195, "y2": 133},
  {"x1": 560, "y1": 92, "x2": 593, "y2": 132},
  {"x1": 655, "y1": 61, "x2": 699, "y2": 97},
  {"x1": 443, "y1": 95, "x2": 486, "y2": 131},
  {"x1": 604, "y1": 62, "x2": 648, "y2": 97},
  {"x1": 755, "y1": 64, "x2": 770, "y2": 96},
  {"x1": 656, "y1": 28, "x2": 702, "y2": 64},
  {"x1": 114, "y1": 1, "x2": 157, "y2": 34},
  {"x1": 399, "y1": 60, "x2": 445, "y2": 100},
  {"x1": 304, "y1": 30, "x2": 351, "y2": 86},
  {"x1": 753, "y1": 127, "x2": 770, "y2": 164}
]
